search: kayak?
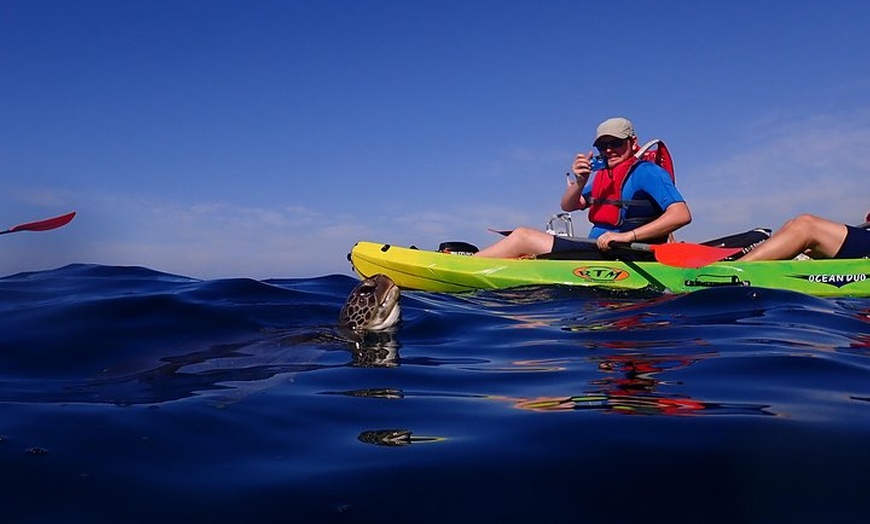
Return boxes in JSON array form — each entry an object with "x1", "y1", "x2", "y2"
[{"x1": 348, "y1": 241, "x2": 870, "y2": 297}]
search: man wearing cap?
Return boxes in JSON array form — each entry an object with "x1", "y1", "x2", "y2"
[{"x1": 475, "y1": 117, "x2": 691, "y2": 259}]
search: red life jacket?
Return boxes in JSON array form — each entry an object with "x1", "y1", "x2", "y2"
[{"x1": 586, "y1": 139, "x2": 675, "y2": 227}]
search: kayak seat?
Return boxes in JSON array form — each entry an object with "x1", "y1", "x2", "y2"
[
  {"x1": 700, "y1": 228, "x2": 771, "y2": 260},
  {"x1": 438, "y1": 241, "x2": 480, "y2": 256}
]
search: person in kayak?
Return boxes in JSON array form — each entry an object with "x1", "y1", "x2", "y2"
[
  {"x1": 738, "y1": 214, "x2": 870, "y2": 261},
  {"x1": 474, "y1": 117, "x2": 691, "y2": 259}
]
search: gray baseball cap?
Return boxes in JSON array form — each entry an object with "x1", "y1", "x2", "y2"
[{"x1": 594, "y1": 117, "x2": 635, "y2": 143}]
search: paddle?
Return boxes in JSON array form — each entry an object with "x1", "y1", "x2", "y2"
[
  {"x1": 0, "y1": 211, "x2": 77, "y2": 236},
  {"x1": 558, "y1": 236, "x2": 742, "y2": 269},
  {"x1": 488, "y1": 227, "x2": 741, "y2": 268},
  {"x1": 494, "y1": 218, "x2": 867, "y2": 267},
  {"x1": 613, "y1": 218, "x2": 867, "y2": 266}
]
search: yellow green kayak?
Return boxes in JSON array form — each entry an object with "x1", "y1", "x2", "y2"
[{"x1": 349, "y1": 241, "x2": 870, "y2": 297}]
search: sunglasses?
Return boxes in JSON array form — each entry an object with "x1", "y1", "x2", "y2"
[{"x1": 596, "y1": 138, "x2": 627, "y2": 152}]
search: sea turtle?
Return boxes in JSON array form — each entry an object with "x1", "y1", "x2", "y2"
[
  {"x1": 66, "y1": 275, "x2": 403, "y2": 406},
  {"x1": 339, "y1": 274, "x2": 401, "y2": 332}
]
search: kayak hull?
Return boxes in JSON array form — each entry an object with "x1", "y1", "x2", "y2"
[{"x1": 349, "y1": 241, "x2": 870, "y2": 297}]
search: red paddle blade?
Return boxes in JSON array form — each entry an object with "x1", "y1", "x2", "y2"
[
  {"x1": 7, "y1": 211, "x2": 76, "y2": 233},
  {"x1": 650, "y1": 242, "x2": 743, "y2": 268}
]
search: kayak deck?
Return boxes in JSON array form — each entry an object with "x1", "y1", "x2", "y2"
[{"x1": 349, "y1": 241, "x2": 870, "y2": 297}]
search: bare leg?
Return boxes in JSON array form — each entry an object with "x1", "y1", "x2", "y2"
[
  {"x1": 740, "y1": 214, "x2": 848, "y2": 261},
  {"x1": 474, "y1": 227, "x2": 556, "y2": 258}
]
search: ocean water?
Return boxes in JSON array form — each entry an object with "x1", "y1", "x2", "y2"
[{"x1": 1, "y1": 264, "x2": 869, "y2": 523}]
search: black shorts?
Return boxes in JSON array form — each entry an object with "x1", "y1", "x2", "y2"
[{"x1": 835, "y1": 225, "x2": 870, "y2": 259}]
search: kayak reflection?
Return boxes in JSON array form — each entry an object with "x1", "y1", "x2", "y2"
[{"x1": 511, "y1": 352, "x2": 774, "y2": 417}]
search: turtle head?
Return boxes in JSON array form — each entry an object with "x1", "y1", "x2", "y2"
[{"x1": 339, "y1": 274, "x2": 401, "y2": 332}]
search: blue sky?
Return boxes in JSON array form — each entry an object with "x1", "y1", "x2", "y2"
[{"x1": 2, "y1": 0, "x2": 869, "y2": 279}]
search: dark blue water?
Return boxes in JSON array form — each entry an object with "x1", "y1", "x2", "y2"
[{"x1": 1, "y1": 264, "x2": 869, "y2": 523}]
